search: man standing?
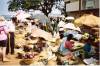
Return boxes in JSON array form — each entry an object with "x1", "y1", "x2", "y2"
[{"x1": 6, "y1": 17, "x2": 17, "y2": 55}]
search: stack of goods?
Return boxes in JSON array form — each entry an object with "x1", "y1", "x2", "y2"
[
  {"x1": 20, "y1": 59, "x2": 34, "y2": 65},
  {"x1": 15, "y1": 33, "x2": 26, "y2": 46},
  {"x1": 17, "y1": 52, "x2": 38, "y2": 59},
  {"x1": 23, "y1": 45, "x2": 33, "y2": 52},
  {"x1": 60, "y1": 56, "x2": 79, "y2": 65},
  {"x1": 73, "y1": 42, "x2": 84, "y2": 50}
]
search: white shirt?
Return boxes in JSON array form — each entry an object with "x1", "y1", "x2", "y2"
[{"x1": 7, "y1": 21, "x2": 15, "y2": 32}]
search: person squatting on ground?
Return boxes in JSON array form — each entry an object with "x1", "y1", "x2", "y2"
[{"x1": 64, "y1": 34, "x2": 75, "y2": 61}]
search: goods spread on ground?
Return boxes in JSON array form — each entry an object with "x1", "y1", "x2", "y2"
[{"x1": 0, "y1": 14, "x2": 99, "y2": 65}]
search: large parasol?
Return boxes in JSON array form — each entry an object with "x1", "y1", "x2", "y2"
[
  {"x1": 74, "y1": 15, "x2": 100, "y2": 28},
  {"x1": 31, "y1": 28, "x2": 52, "y2": 41},
  {"x1": 15, "y1": 11, "x2": 31, "y2": 21},
  {"x1": 32, "y1": 14, "x2": 49, "y2": 24},
  {"x1": 64, "y1": 23, "x2": 81, "y2": 32},
  {"x1": 74, "y1": 15, "x2": 100, "y2": 36}
]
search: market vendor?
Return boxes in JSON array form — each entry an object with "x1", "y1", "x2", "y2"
[
  {"x1": 83, "y1": 35, "x2": 94, "y2": 59},
  {"x1": 35, "y1": 37, "x2": 46, "y2": 53},
  {"x1": 31, "y1": 20, "x2": 38, "y2": 29},
  {"x1": 6, "y1": 17, "x2": 17, "y2": 55},
  {"x1": 64, "y1": 34, "x2": 74, "y2": 59},
  {"x1": 82, "y1": 35, "x2": 99, "y2": 64},
  {"x1": 59, "y1": 28, "x2": 64, "y2": 39},
  {"x1": 25, "y1": 18, "x2": 38, "y2": 37},
  {"x1": 59, "y1": 34, "x2": 74, "y2": 55}
]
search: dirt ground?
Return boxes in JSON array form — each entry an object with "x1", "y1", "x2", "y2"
[
  {"x1": 0, "y1": 54, "x2": 85, "y2": 65},
  {"x1": 0, "y1": 54, "x2": 21, "y2": 65}
]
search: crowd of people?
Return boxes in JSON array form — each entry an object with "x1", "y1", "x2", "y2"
[
  {"x1": 0, "y1": 15, "x2": 99, "y2": 65},
  {"x1": 0, "y1": 16, "x2": 16, "y2": 61},
  {"x1": 49, "y1": 16, "x2": 99, "y2": 65},
  {"x1": 0, "y1": 16, "x2": 49, "y2": 62}
]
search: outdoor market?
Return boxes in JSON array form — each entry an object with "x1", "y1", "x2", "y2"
[
  {"x1": 0, "y1": 10, "x2": 99, "y2": 65},
  {"x1": 0, "y1": 0, "x2": 100, "y2": 65}
]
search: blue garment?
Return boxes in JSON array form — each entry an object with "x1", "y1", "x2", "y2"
[
  {"x1": 64, "y1": 30, "x2": 82, "y2": 40},
  {"x1": 59, "y1": 37, "x2": 70, "y2": 55},
  {"x1": 64, "y1": 30, "x2": 78, "y2": 36},
  {"x1": 84, "y1": 43, "x2": 91, "y2": 52}
]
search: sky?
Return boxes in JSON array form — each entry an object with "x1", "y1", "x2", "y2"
[{"x1": 0, "y1": 0, "x2": 10, "y2": 15}]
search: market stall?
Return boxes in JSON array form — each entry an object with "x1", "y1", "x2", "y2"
[
  {"x1": 1, "y1": 13, "x2": 99, "y2": 65},
  {"x1": 31, "y1": 28, "x2": 52, "y2": 41},
  {"x1": 74, "y1": 14, "x2": 100, "y2": 36},
  {"x1": 74, "y1": 14, "x2": 100, "y2": 65}
]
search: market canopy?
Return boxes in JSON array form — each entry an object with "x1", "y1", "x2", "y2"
[
  {"x1": 65, "y1": 16, "x2": 75, "y2": 20},
  {"x1": 15, "y1": 10, "x2": 31, "y2": 21},
  {"x1": 30, "y1": 10, "x2": 44, "y2": 15},
  {"x1": 48, "y1": 8, "x2": 65, "y2": 18},
  {"x1": 74, "y1": 15, "x2": 100, "y2": 27},
  {"x1": 32, "y1": 14, "x2": 49, "y2": 24},
  {"x1": 48, "y1": 14, "x2": 65, "y2": 18},
  {"x1": 31, "y1": 28, "x2": 52, "y2": 41},
  {"x1": 64, "y1": 23, "x2": 81, "y2": 32}
]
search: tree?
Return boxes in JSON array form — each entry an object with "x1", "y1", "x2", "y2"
[
  {"x1": 8, "y1": 0, "x2": 54, "y2": 16},
  {"x1": 41, "y1": 0, "x2": 54, "y2": 16},
  {"x1": 8, "y1": 0, "x2": 42, "y2": 11}
]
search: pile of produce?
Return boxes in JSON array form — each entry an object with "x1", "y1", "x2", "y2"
[{"x1": 17, "y1": 52, "x2": 38, "y2": 59}]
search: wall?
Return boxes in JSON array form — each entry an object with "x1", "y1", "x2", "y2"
[
  {"x1": 81, "y1": 0, "x2": 99, "y2": 10},
  {"x1": 95, "y1": 0, "x2": 99, "y2": 8},
  {"x1": 66, "y1": 1, "x2": 79, "y2": 12}
]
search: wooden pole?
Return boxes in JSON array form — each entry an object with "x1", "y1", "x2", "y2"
[{"x1": 79, "y1": 0, "x2": 82, "y2": 17}]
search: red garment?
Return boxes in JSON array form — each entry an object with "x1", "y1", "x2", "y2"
[{"x1": 64, "y1": 41, "x2": 74, "y2": 50}]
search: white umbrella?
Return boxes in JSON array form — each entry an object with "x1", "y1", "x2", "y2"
[
  {"x1": 65, "y1": 16, "x2": 75, "y2": 20},
  {"x1": 31, "y1": 28, "x2": 52, "y2": 41},
  {"x1": 15, "y1": 10, "x2": 31, "y2": 21},
  {"x1": 32, "y1": 14, "x2": 49, "y2": 24},
  {"x1": 74, "y1": 15, "x2": 100, "y2": 27},
  {"x1": 64, "y1": 23, "x2": 76, "y2": 30},
  {"x1": 16, "y1": 13, "x2": 31, "y2": 20},
  {"x1": 64, "y1": 23, "x2": 81, "y2": 32}
]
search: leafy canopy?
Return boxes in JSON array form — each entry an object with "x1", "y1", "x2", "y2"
[{"x1": 8, "y1": 0, "x2": 42, "y2": 11}]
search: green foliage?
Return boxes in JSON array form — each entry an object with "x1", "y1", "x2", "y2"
[
  {"x1": 8, "y1": 0, "x2": 42, "y2": 11},
  {"x1": 8, "y1": 0, "x2": 54, "y2": 16},
  {"x1": 8, "y1": 0, "x2": 20, "y2": 11}
]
